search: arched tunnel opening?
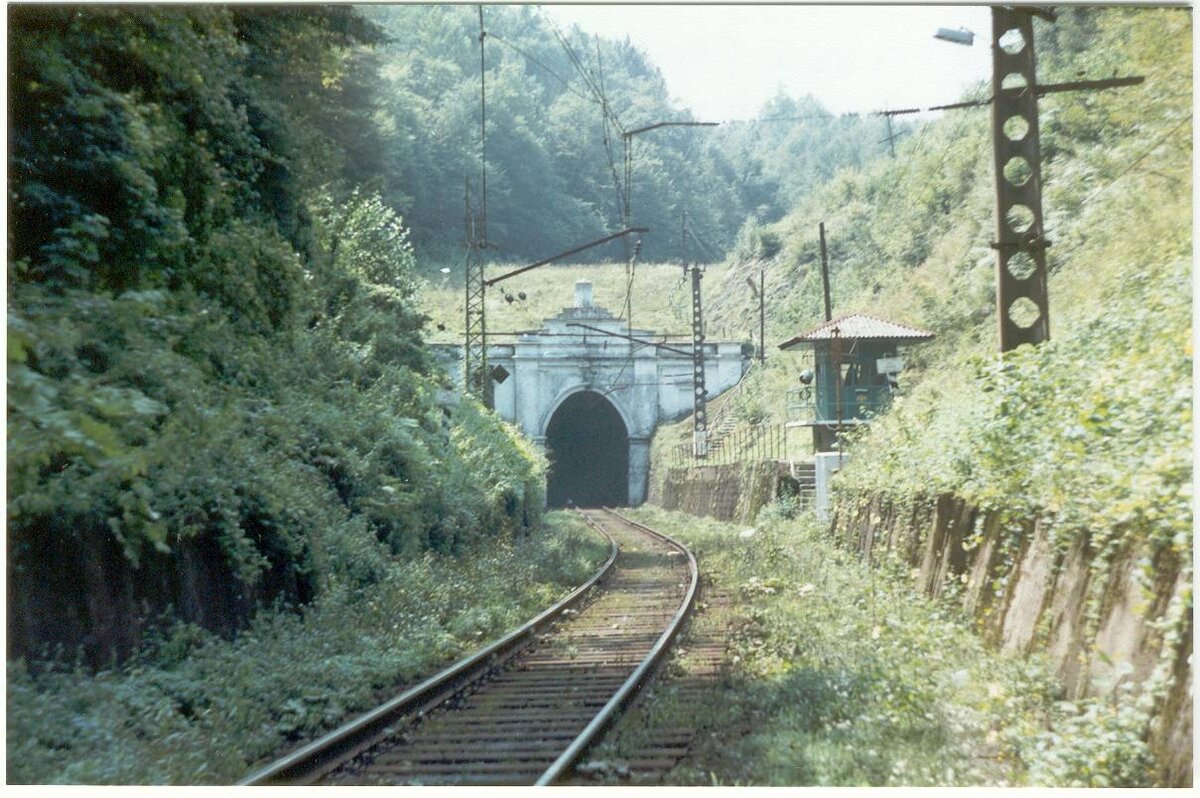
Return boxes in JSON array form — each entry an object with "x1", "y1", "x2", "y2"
[{"x1": 545, "y1": 391, "x2": 629, "y2": 508}]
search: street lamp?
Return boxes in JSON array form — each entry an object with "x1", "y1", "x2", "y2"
[{"x1": 933, "y1": 27, "x2": 976, "y2": 46}]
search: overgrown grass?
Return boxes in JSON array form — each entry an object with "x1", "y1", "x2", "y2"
[
  {"x1": 6, "y1": 512, "x2": 608, "y2": 785},
  {"x1": 613, "y1": 505, "x2": 1152, "y2": 787}
]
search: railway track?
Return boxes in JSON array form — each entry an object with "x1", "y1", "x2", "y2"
[{"x1": 239, "y1": 507, "x2": 698, "y2": 786}]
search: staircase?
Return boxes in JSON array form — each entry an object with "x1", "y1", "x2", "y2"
[
  {"x1": 705, "y1": 413, "x2": 740, "y2": 457},
  {"x1": 789, "y1": 462, "x2": 816, "y2": 507}
]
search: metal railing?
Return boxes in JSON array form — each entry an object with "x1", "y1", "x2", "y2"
[
  {"x1": 669, "y1": 421, "x2": 791, "y2": 467},
  {"x1": 785, "y1": 385, "x2": 891, "y2": 425},
  {"x1": 704, "y1": 360, "x2": 756, "y2": 437}
]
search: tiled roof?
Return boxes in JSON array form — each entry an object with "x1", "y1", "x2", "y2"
[{"x1": 778, "y1": 313, "x2": 934, "y2": 349}]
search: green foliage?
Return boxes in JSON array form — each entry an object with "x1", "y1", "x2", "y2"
[
  {"x1": 636, "y1": 11, "x2": 1190, "y2": 786},
  {"x1": 8, "y1": 5, "x2": 387, "y2": 326},
  {"x1": 358, "y1": 5, "x2": 885, "y2": 264},
  {"x1": 5, "y1": 514, "x2": 608, "y2": 784},
  {"x1": 1021, "y1": 688, "x2": 1153, "y2": 787},
  {"x1": 7, "y1": 5, "x2": 555, "y2": 668},
  {"x1": 312, "y1": 188, "x2": 417, "y2": 293},
  {"x1": 829, "y1": 12, "x2": 1193, "y2": 562},
  {"x1": 622, "y1": 506, "x2": 1083, "y2": 786},
  {"x1": 665, "y1": 7, "x2": 1191, "y2": 570}
]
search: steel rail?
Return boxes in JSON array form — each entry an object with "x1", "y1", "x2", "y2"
[
  {"x1": 534, "y1": 507, "x2": 699, "y2": 785},
  {"x1": 238, "y1": 525, "x2": 619, "y2": 786}
]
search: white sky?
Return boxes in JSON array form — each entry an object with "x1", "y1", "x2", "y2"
[{"x1": 541, "y1": 3, "x2": 995, "y2": 120}]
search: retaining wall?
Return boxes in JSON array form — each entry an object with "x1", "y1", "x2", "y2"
[
  {"x1": 649, "y1": 461, "x2": 796, "y2": 524},
  {"x1": 832, "y1": 493, "x2": 1193, "y2": 787}
]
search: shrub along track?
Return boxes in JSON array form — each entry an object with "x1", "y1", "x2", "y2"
[{"x1": 239, "y1": 508, "x2": 697, "y2": 786}]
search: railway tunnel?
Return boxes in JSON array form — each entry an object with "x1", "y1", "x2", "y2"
[
  {"x1": 544, "y1": 390, "x2": 629, "y2": 508},
  {"x1": 430, "y1": 281, "x2": 751, "y2": 507}
]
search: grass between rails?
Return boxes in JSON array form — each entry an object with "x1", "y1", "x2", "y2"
[
  {"x1": 6, "y1": 512, "x2": 608, "y2": 785},
  {"x1": 606, "y1": 505, "x2": 1149, "y2": 787}
]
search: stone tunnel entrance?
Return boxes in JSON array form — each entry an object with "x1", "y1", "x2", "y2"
[{"x1": 544, "y1": 391, "x2": 629, "y2": 508}]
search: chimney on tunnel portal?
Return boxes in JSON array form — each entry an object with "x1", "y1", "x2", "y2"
[{"x1": 574, "y1": 280, "x2": 594, "y2": 309}]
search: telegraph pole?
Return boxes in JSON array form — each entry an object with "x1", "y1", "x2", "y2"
[
  {"x1": 818, "y1": 222, "x2": 832, "y2": 322},
  {"x1": 877, "y1": 107, "x2": 914, "y2": 156},
  {"x1": 758, "y1": 261, "x2": 765, "y2": 364}
]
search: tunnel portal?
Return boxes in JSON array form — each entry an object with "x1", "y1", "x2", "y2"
[{"x1": 545, "y1": 391, "x2": 629, "y2": 508}]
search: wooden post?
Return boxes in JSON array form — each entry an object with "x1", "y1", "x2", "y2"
[{"x1": 819, "y1": 222, "x2": 832, "y2": 322}]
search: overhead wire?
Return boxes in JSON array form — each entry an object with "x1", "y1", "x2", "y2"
[
  {"x1": 541, "y1": 13, "x2": 645, "y2": 399},
  {"x1": 485, "y1": 32, "x2": 601, "y2": 106},
  {"x1": 1077, "y1": 115, "x2": 1191, "y2": 208},
  {"x1": 595, "y1": 34, "x2": 628, "y2": 238}
]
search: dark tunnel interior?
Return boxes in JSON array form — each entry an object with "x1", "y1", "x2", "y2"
[{"x1": 545, "y1": 391, "x2": 629, "y2": 508}]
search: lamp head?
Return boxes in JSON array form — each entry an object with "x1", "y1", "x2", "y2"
[{"x1": 933, "y1": 27, "x2": 975, "y2": 46}]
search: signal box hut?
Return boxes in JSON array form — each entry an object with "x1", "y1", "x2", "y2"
[{"x1": 779, "y1": 313, "x2": 934, "y2": 454}]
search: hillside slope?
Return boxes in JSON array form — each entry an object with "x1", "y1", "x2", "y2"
[{"x1": 648, "y1": 7, "x2": 1191, "y2": 786}]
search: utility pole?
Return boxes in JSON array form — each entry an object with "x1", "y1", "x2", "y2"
[
  {"x1": 463, "y1": 7, "x2": 491, "y2": 406},
  {"x1": 681, "y1": 209, "x2": 708, "y2": 457},
  {"x1": 991, "y1": 6, "x2": 1049, "y2": 351},
  {"x1": 758, "y1": 261, "x2": 765, "y2": 364},
  {"x1": 924, "y1": 7, "x2": 1138, "y2": 352},
  {"x1": 464, "y1": 178, "x2": 489, "y2": 406},
  {"x1": 818, "y1": 222, "x2": 832, "y2": 322},
  {"x1": 877, "y1": 107, "x2": 914, "y2": 156},
  {"x1": 689, "y1": 260, "x2": 708, "y2": 458}
]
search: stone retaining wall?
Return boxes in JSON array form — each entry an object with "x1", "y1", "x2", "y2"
[{"x1": 649, "y1": 461, "x2": 796, "y2": 524}]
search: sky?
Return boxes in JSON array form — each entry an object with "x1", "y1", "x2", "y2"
[{"x1": 541, "y1": 3, "x2": 996, "y2": 121}]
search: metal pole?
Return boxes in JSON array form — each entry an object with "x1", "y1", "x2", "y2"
[
  {"x1": 759, "y1": 262, "x2": 766, "y2": 364},
  {"x1": 819, "y1": 223, "x2": 832, "y2": 322},
  {"x1": 991, "y1": 7, "x2": 1050, "y2": 351},
  {"x1": 478, "y1": 6, "x2": 487, "y2": 236},
  {"x1": 690, "y1": 264, "x2": 708, "y2": 458},
  {"x1": 833, "y1": 327, "x2": 843, "y2": 450}
]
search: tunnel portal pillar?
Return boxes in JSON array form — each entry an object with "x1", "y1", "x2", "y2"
[{"x1": 628, "y1": 437, "x2": 651, "y2": 507}]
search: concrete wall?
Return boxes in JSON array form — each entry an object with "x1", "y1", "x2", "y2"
[
  {"x1": 650, "y1": 461, "x2": 799, "y2": 524},
  {"x1": 832, "y1": 493, "x2": 1193, "y2": 787}
]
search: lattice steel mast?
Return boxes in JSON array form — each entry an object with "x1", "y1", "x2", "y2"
[{"x1": 464, "y1": 6, "x2": 491, "y2": 406}]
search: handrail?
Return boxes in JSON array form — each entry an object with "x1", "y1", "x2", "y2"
[{"x1": 706, "y1": 359, "x2": 756, "y2": 430}]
